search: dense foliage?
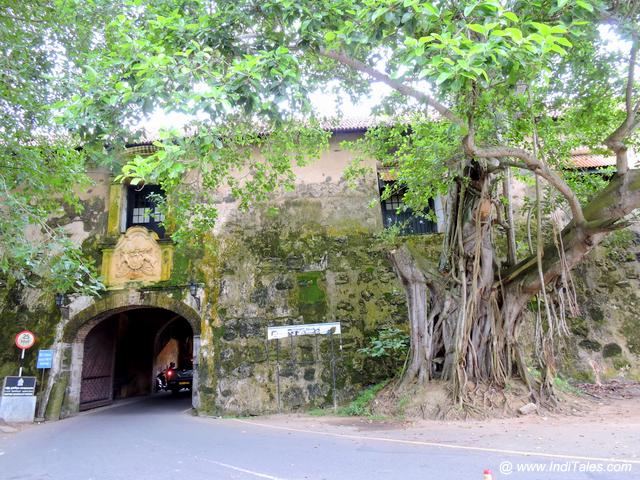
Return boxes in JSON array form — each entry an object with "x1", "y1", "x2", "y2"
[
  {"x1": 0, "y1": 1, "x2": 108, "y2": 295},
  {"x1": 55, "y1": 0, "x2": 639, "y2": 244}
]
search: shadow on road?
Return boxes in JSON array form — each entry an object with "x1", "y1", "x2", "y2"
[{"x1": 86, "y1": 391, "x2": 193, "y2": 417}]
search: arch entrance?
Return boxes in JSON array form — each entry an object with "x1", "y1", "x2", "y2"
[
  {"x1": 48, "y1": 291, "x2": 202, "y2": 418},
  {"x1": 78, "y1": 308, "x2": 194, "y2": 410}
]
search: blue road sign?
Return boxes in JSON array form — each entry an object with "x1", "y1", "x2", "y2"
[{"x1": 36, "y1": 349, "x2": 54, "y2": 369}]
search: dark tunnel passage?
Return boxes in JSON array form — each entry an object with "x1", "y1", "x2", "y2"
[{"x1": 79, "y1": 308, "x2": 193, "y2": 411}]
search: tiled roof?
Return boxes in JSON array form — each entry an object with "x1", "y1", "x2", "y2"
[
  {"x1": 125, "y1": 116, "x2": 391, "y2": 153},
  {"x1": 570, "y1": 148, "x2": 616, "y2": 169},
  {"x1": 125, "y1": 122, "x2": 622, "y2": 171},
  {"x1": 319, "y1": 116, "x2": 393, "y2": 132}
]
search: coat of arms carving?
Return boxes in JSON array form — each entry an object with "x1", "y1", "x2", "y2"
[{"x1": 110, "y1": 227, "x2": 162, "y2": 283}]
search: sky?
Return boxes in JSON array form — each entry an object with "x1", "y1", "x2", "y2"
[{"x1": 142, "y1": 83, "x2": 392, "y2": 136}]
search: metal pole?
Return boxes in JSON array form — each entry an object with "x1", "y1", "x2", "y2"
[
  {"x1": 18, "y1": 348, "x2": 25, "y2": 377},
  {"x1": 330, "y1": 332, "x2": 337, "y2": 411},
  {"x1": 275, "y1": 338, "x2": 281, "y2": 413},
  {"x1": 289, "y1": 332, "x2": 295, "y2": 362}
]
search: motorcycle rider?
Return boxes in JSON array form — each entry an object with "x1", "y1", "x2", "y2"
[{"x1": 155, "y1": 361, "x2": 176, "y2": 392}]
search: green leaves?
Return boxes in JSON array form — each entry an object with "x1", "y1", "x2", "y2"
[
  {"x1": 467, "y1": 24, "x2": 487, "y2": 35},
  {"x1": 369, "y1": 0, "x2": 582, "y2": 92},
  {"x1": 0, "y1": 0, "x2": 112, "y2": 295},
  {"x1": 503, "y1": 11, "x2": 519, "y2": 23},
  {"x1": 576, "y1": 0, "x2": 594, "y2": 12},
  {"x1": 358, "y1": 328, "x2": 409, "y2": 359}
]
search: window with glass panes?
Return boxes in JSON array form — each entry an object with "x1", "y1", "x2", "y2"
[
  {"x1": 379, "y1": 180, "x2": 437, "y2": 235},
  {"x1": 126, "y1": 184, "x2": 165, "y2": 237}
]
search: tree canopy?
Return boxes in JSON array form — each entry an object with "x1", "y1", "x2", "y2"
[
  {"x1": 63, "y1": 0, "x2": 639, "y2": 234},
  {"x1": 0, "y1": 1, "x2": 111, "y2": 295}
]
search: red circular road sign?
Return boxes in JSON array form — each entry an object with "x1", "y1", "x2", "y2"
[{"x1": 15, "y1": 330, "x2": 36, "y2": 350}]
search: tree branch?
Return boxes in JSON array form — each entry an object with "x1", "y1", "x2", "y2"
[
  {"x1": 462, "y1": 133, "x2": 587, "y2": 226},
  {"x1": 604, "y1": 32, "x2": 639, "y2": 175},
  {"x1": 502, "y1": 166, "x2": 518, "y2": 266},
  {"x1": 502, "y1": 169, "x2": 640, "y2": 292},
  {"x1": 318, "y1": 48, "x2": 465, "y2": 127},
  {"x1": 626, "y1": 33, "x2": 637, "y2": 116}
]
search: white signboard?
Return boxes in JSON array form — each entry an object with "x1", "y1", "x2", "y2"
[{"x1": 267, "y1": 322, "x2": 341, "y2": 340}]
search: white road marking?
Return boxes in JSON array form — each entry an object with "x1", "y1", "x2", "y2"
[
  {"x1": 142, "y1": 437, "x2": 288, "y2": 480},
  {"x1": 196, "y1": 456, "x2": 288, "y2": 480},
  {"x1": 232, "y1": 419, "x2": 640, "y2": 465}
]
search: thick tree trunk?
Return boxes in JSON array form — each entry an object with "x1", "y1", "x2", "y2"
[
  {"x1": 391, "y1": 166, "x2": 503, "y2": 400},
  {"x1": 391, "y1": 168, "x2": 640, "y2": 405},
  {"x1": 390, "y1": 247, "x2": 435, "y2": 386}
]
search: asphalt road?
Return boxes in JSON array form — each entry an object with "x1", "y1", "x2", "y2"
[{"x1": 0, "y1": 394, "x2": 636, "y2": 480}]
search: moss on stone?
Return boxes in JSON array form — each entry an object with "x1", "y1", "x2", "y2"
[
  {"x1": 205, "y1": 220, "x2": 414, "y2": 414},
  {"x1": 621, "y1": 313, "x2": 640, "y2": 355},
  {"x1": 46, "y1": 371, "x2": 69, "y2": 420},
  {"x1": 602, "y1": 342, "x2": 622, "y2": 358},
  {"x1": 579, "y1": 339, "x2": 602, "y2": 352},
  {"x1": 569, "y1": 317, "x2": 589, "y2": 338},
  {"x1": 296, "y1": 271, "x2": 327, "y2": 322},
  {"x1": 612, "y1": 357, "x2": 631, "y2": 370},
  {"x1": 587, "y1": 303, "x2": 605, "y2": 324},
  {"x1": 405, "y1": 234, "x2": 443, "y2": 266}
]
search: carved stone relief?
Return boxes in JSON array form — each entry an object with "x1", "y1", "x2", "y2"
[{"x1": 104, "y1": 227, "x2": 163, "y2": 285}]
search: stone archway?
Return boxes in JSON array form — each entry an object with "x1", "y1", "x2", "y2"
[{"x1": 44, "y1": 290, "x2": 202, "y2": 420}]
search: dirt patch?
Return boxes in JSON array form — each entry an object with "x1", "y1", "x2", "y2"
[
  {"x1": 323, "y1": 416, "x2": 410, "y2": 431},
  {"x1": 364, "y1": 379, "x2": 640, "y2": 421},
  {"x1": 576, "y1": 380, "x2": 640, "y2": 400},
  {"x1": 369, "y1": 380, "x2": 549, "y2": 420}
]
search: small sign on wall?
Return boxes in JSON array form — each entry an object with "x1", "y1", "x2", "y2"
[
  {"x1": 267, "y1": 322, "x2": 341, "y2": 340},
  {"x1": 266, "y1": 321, "x2": 343, "y2": 412}
]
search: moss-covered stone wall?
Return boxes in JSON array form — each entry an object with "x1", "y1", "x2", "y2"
[
  {"x1": 561, "y1": 228, "x2": 640, "y2": 382},
  {"x1": 3, "y1": 141, "x2": 640, "y2": 420},
  {"x1": 0, "y1": 142, "x2": 416, "y2": 418},
  {"x1": 194, "y1": 166, "x2": 414, "y2": 414},
  {"x1": 207, "y1": 226, "x2": 408, "y2": 414},
  {"x1": 0, "y1": 169, "x2": 110, "y2": 381}
]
